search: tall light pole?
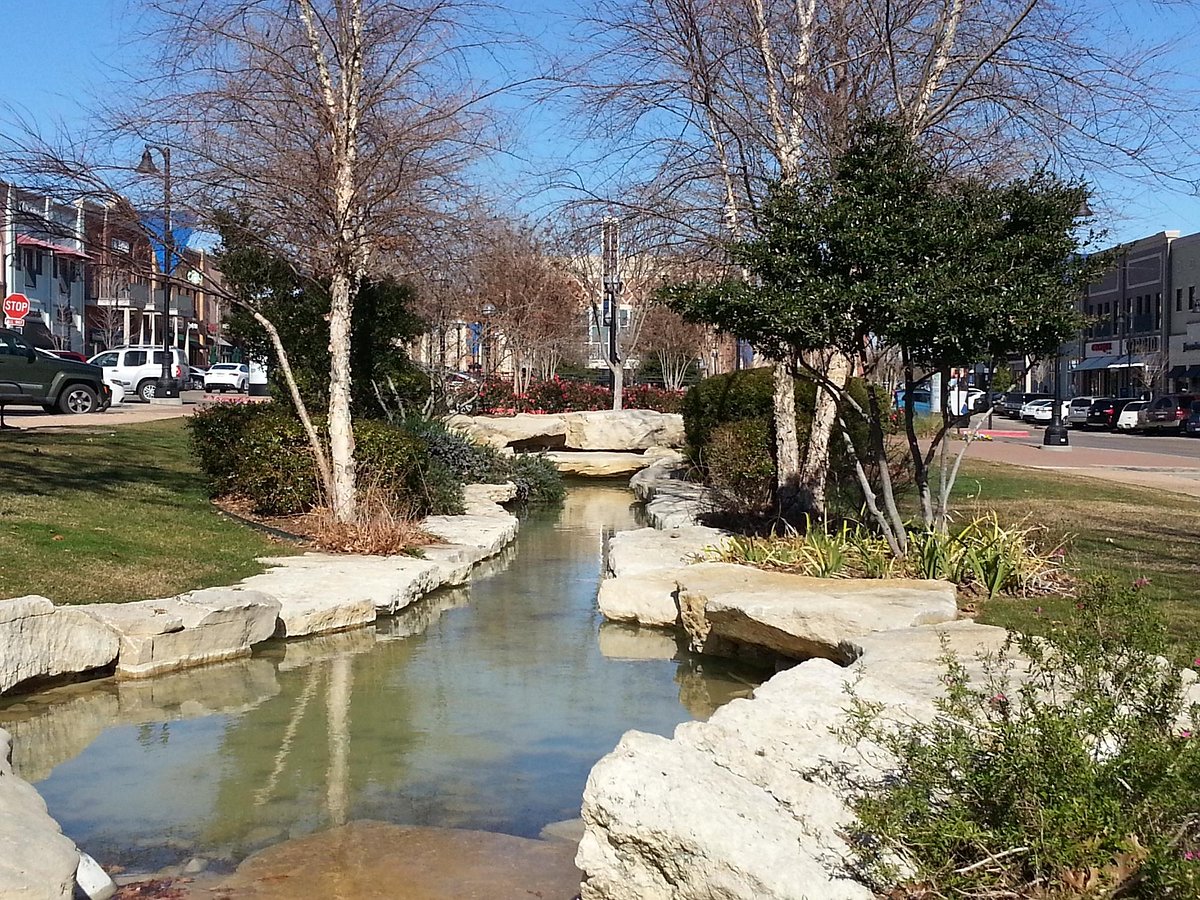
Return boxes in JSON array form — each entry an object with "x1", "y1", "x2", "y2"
[{"x1": 137, "y1": 145, "x2": 180, "y2": 402}]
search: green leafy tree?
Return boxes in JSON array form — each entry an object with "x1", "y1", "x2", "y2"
[
  {"x1": 666, "y1": 119, "x2": 1104, "y2": 553},
  {"x1": 216, "y1": 215, "x2": 428, "y2": 419}
]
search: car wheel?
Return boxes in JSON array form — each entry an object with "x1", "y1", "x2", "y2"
[
  {"x1": 137, "y1": 380, "x2": 157, "y2": 402},
  {"x1": 240, "y1": 381, "x2": 248, "y2": 393},
  {"x1": 59, "y1": 384, "x2": 98, "y2": 415}
]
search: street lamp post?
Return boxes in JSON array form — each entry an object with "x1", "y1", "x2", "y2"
[
  {"x1": 137, "y1": 145, "x2": 179, "y2": 402},
  {"x1": 1043, "y1": 347, "x2": 1069, "y2": 446}
]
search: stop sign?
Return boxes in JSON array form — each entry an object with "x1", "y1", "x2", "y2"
[{"x1": 3, "y1": 293, "x2": 30, "y2": 321}]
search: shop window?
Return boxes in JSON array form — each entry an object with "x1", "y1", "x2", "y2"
[
  {"x1": 1191, "y1": 286, "x2": 1197, "y2": 310},
  {"x1": 1179, "y1": 288, "x2": 1185, "y2": 312}
]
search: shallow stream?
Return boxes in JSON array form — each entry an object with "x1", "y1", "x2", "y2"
[{"x1": 0, "y1": 484, "x2": 763, "y2": 876}]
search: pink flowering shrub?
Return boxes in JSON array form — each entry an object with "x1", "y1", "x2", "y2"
[{"x1": 474, "y1": 376, "x2": 684, "y2": 415}]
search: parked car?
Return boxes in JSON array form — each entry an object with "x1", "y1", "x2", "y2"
[
  {"x1": 204, "y1": 363, "x2": 250, "y2": 393},
  {"x1": 1031, "y1": 400, "x2": 1070, "y2": 424},
  {"x1": 1186, "y1": 401, "x2": 1200, "y2": 436},
  {"x1": 999, "y1": 391, "x2": 1051, "y2": 417},
  {"x1": 188, "y1": 366, "x2": 207, "y2": 391},
  {"x1": 1020, "y1": 398, "x2": 1052, "y2": 422},
  {"x1": 1139, "y1": 394, "x2": 1199, "y2": 434},
  {"x1": 1085, "y1": 397, "x2": 1135, "y2": 430},
  {"x1": 1067, "y1": 396, "x2": 1105, "y2": 428},
  {"x1": 1114, "y1": 399, "x2": 1150, "y2": 432},
  {"x1": 87, "y1": 346, "x2": 191, "y2": 402},
  {"x1": 894, "y1": 387, "x2": 933, "y2": 415},
  {"x1": 2, "y1": 329, "x2": 112, "y2": 414}
]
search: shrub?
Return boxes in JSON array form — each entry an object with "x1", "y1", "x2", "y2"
[
  {"x1": 473, "y1": 376, "x2": 685, "y2": 414},
  {"x1": 843, "y1": 577, "x2": 1200, "y2": 898},
  {"x1": 703, "y1": 417, "x2": 776, "y2": 516},
  {"x1": 188, "y1": 405, "x2": 465, "y2": 517},
  {"x1": 507, "y1": 453, "x2": 566, "y2": 504},
  {"x1": 682, "y1": 367, "x2": 893, "y2": 517}
]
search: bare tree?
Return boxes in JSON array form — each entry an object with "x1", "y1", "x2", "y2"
[
  {"x1": 115, "y1": 0, "x2": 498, "y2": 522},
  {"x1": 1135, "y1": 348, "x2": 1170, "y2": 395},
  {"x1": 639, "y1": 302, "x2": 705, "y2": 390},
  {"x1": 563, "y1": 0, "x2": 1200, "y2": 514}
]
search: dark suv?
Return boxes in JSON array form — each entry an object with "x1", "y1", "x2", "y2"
[
  {"x1": 1141, "y1": 394, "x2": 1199, "y2": 434},
  {"x1": 0, "y1": 329, "x2": 111, "y2": 414}
]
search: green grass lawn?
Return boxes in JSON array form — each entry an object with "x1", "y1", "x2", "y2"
[
  {"x1": 951, "y1": 459, "x2": 1200, "y2": 656},
  {"x1": 0, "y1": 419, "x2": 294, "y2": 604}
]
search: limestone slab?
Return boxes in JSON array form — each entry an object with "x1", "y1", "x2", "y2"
[
  {"x1": 577, "y1": 622, "x2": 1009, "y2": 900},
  {"x1": 597, "y1": 623, "x2": 683, "y2": 661},
  {"x1": 597, "y1": 572, "x2": 683, "y2": 627},
  {"x1": 676, "y1": 562, "x2": 958, "y2": 664},
  {"x1": 606, "y1": 526, "x2": 728, "y2": 578},
  {"x1": 563, "y1": 410, "x2": 685, "y2": 451},
  {"x1": 0, "y1": 596, "x2": 119, "y2": 695},
  {"x1": 446, "y1": 413, "x2": 566, "y2": 449},
  {"x1": 545, "y1": 450, "x2": 653, "y2": 477},
  {"x1": 81, "y1": 589, "x2": 281, "y2": 678},
  {"x1": 0, "y1": 728, "x2": 80, "y2": 900}
]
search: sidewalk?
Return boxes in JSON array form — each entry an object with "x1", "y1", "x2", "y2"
[
  {"x1": 964, "y1": 436, "x2": 1200, "y2": 498},
  {"x1": 1, "y1": 400, "x2": 196, "y2": 431}
]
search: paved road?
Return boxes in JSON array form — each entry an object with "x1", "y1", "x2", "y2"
[{"x1": 987, "y1": 416, "x2": 1199, "y2": 461}]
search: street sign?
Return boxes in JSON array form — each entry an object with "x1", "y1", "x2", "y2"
[{"x1": 3, "y1": 293, "x2": 30, "y2": 322}]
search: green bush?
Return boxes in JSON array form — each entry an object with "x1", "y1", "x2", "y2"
[
  {"x1": 704, "y1": 417, "x2": 776, "y2": 515},
  {"x1": 188, "y1": 404, "x2": 465, "y2": 517},
  {"x1": 190, "y1": 406, "x2": 567, "y2": 519},
  {"x1": 843, "y1": 577, "x2": 1200, "y2": 898},
  {"x1": 683, "y1": 367, "x2": 889, "y2": 516},
  {"x1": 507, "y1": 453, "x2": 566, "y2": 504}
]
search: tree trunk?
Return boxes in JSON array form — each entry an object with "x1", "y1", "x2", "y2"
[
  {"x1": 797, "y1": 351, "x2": 849, "y2": 515},
  {"x1": 610, "y1": 363, "x2": 624, "y2": 411},
  {"x1": 773, "y1": 361, "x2": 802, "y2": 509},
  {"x1": 327, "y1": 269, "x2": 357, "y2": 523}
]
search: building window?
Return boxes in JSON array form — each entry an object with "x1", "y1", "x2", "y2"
[
  {"x1": 111, "y1": 238, "x2": 131, "y2": 254},
  {"x1": 1191, "y1": 286, "x2": 1197, "y2": 310},
  {"x1": 1155, "y1": 292, "x2": 1162, "y2": 330},
  {"x1": 1179, "y1": 288, "x2": 1185, "y2": 311}
]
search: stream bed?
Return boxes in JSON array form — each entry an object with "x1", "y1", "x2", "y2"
[{"x1": 0, "y1": 484, "x2": 764, "y2": 877}]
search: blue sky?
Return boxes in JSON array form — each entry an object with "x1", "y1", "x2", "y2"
[{"x1": 3, "y1": 0, "x2": 1199, "y2": 246}]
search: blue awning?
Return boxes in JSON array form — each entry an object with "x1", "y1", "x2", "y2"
[{"x1": 1075, "y1": 355, "x2": 1120, "y2": 371}]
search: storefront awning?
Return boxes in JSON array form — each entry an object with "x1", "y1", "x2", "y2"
[
  {"x1": 1075, "y1": 355, "x2": 1120, "y2": 371},
  {"x1": 16, "y1": 235, "x2": 91, "y2": 260},
  {"x1": 1107, "y1": 354, "x2": 1150, "y2": 369}
]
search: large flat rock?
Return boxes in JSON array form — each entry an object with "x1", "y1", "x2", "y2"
[
  {"x1": 545, "y1": 450, "x2": 654, "y2": 477},
  {"x1": 676, "y1": 562, "x2": 958, "y2": 664},
  {"x1": 563, "y1": 410, "x2": 685, "y2": 451},
  {"x1": 0, "y1": 596, "x2": 120, "y2": 695},
  {"x1": 577, "y1": 622, "x2": 1009, "y2": 900},
  {"x1": 0, "y1": 728, "x2": 80, "y2": 900},
  {"x1": 81, "y1": 589, "x2": 280, "y2": 678},
  {"x1": 606, "y1": 526, "x2": 728, "y2": 578},
  {"x1": 628, "y1": 463, "x2": 710, "y2": 529},
  {"x1": 447, "y1": 413, "x2": 567, "y2": 449},
  {"x1": 597, "y1": 571, "x2": 684, "y2": 627}
]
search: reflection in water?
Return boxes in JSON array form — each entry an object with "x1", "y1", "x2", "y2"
[{"x1": 0, "y1": 484, "x2": 764, "y2": 873}]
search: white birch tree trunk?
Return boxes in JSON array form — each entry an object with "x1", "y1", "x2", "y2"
[
  {"x1": 327, "y1": 269, "x2": 358, "y2": 523},
  {"x1": 773, "y1": 361, "x2": 800, "y2": 502},
  {"x1": 797, "y1": 351, "x2": 850, "y2": 513}
]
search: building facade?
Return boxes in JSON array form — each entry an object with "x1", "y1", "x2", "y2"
[
  {"x1": 1167, "y1": 231, "x2": 1200, "y2": 393},
  {"x1": 1, "y1": 185, "x2": 89, "y2": 351},
  {"x1": 1073, "y1": 232, "x2": 1175, "y2": 398}
]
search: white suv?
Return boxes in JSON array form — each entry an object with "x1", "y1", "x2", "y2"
[
  {"x1": 88, "y1": 346, "x2": 190, "y2": 402},
  {"x1": 204, "y1": 363, "x2": 250, "y2": 393}
]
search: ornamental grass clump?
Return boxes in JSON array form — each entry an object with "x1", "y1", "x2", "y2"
[
  {"x1": 842, "y1": 577, "x2": 1200, "y2": 898},
  {"x1": 711, "y1": 512, "x2": 1066, "y2": 597}
]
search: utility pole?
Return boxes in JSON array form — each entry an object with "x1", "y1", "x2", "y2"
[{"x1": 602, "y1": 217, "x2": 624, "y2": 410}]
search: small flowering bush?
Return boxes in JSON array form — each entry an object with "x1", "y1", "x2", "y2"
[
  {"x1": 843, "y1": 577, "x2": 1200, "y2": 898},
  {"x1": 473, "y1": 376, "x2": 685, "y2": 415}
]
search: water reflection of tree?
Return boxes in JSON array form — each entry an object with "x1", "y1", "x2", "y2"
[{"x1": 200, "y1": 634, "x2": 423, "y2": 850}]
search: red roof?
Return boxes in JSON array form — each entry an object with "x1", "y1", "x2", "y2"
[{"x1": 16, "y1": 235, "x2": 91, "y2": 259}]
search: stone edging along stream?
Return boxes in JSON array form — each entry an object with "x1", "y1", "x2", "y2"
[
  {"x1": 575, "y1": 461, "x2": 1015, "y2": 900},
  {"x1": 0, "y1": 481, "x2": 522, "y2": 900}
]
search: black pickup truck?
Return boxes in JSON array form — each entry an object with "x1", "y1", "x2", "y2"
[{"x1": 0, "y1": 328, "x2": 111, "y2": 414}]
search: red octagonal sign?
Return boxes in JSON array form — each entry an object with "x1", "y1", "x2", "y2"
[{"x1": 3, "y1": 293, "x2": 30, "y2": 321}]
